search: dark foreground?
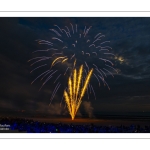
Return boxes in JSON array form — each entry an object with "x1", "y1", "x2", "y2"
[{"x1": 1, "y1": 117, "x2": 150, "y2": 133}]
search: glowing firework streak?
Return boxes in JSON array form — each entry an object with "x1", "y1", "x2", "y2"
[
  {"x1": 30, "y1": 64, "x2": 47, "y2": 73},
  {"x1": 31, "y1": 70, "x2": 49, "y2": 85},
  {"x1": 54, "y1": 24, "x2": 63, "y2": 33},
  {"x1": 32, "y1": 48, "x2": 58, "y2": 53},
  {"x1": 49, "y1": 82, "x2": 61, "y2": 105},
  {"x1": 91, "y1": 85, "x2": 96, "y2": 100},
  {"x1": 70, "y1": 23, "x2": 74, "y2": 34},
  {"x1": 73, "y1": 69, "x2": 77, "y2": 100},
  {"x1": 50, "y1": 29, "x2": 61, "y2": 37},
  {"x1": 64, "y1": 67, "x2": 70, "y2": 75},
  {"x1": 30, "y1": 57, "x2": 51, "y2": 66},
  {"x1": 93, "y1": 73, "x2": 100, "y2": 87},
  {"x1": 54, "y1": 74, "x2": 61, "y2": 83},
  {"x1": 41, "y1": 70, "x2": 53, "y2": 81},
  {"x1": 52, "y1": 53, "x2": 63, "y2": 56},
  {"x1": 51, "y1": 56, "x2": 66, "y2": 67},
  {"x1": 62, "y1": 58, "x2": 68, "y2": 63},
  {"x1": 64, "y1": 65, "x2": 93, "y2": 120},
  {"x1": 52, "y1": 37, "x2": 63, "y2": 43},
  {"x1": 103, "y1": 68, "x2": 114, "y2": 78},
  {"x1": 75, "y1": 65, "x2": 83, "y2": 100}
]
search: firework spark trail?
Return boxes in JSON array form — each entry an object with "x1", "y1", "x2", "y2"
[
  {"x1": 76, "y1": 24, "x2": 77, "y2": 32},
  {"x1": 95, "y1": 68, "x2": 104, "y2": 79},
  {"x1": 52, "y1": 83, "x2": 61, "y2": 102},
  {"x1": 92, "y1": 52, "x2": 97, "y2": 56},
  {"x1": 86, "y1": 81, "x2": 90, "y2": 99},
  {"x1": 96, "y1": 35, "x2": 105, "y2": 39},
  {"x1": 79, "y1": 68, "x2": 93, "y2": 100},
  {"x1": 84, "y1": 72, "x2": 90, "y2": 95},
  {"x1": 101, "y1": 46, "x2": 112, "y2": 49},
  {"x1": 105, "y1": 64, "x2": 118, "y2": 73},
  {"x1": 83, "y1": 26, "x2": 86, "y2": 34},
  {"x1": 39, "y1": 75, "x2": 53, "y2": 91},
  {"x1": 75, "y1": 65, "x2": 83, "y2": 101},
  {"x1": 52, "y1": 37, "x2": 63, "y2": 43},
  {"x1": 38, "y1": 40, "x2": 53, "y2": 45},
  {"x1": 70, "y1": 23, "x2": 74, "y2": 34},
  {"x1": 50, "y1": 83, "x2": 60, "y2": 102},
  {"x1": 76, "y1": 68, "x2": 93, "y2": 114},
  {"x1": 103, "y1": 68, "x2": 114, "y2": 77},
  {"x1": 86, "y1": 53, "x2": 90, "y2": 56},
  {"x1": 68, "y1": 77, "x2": 73, "y2": 101},
  {"x1": 64, "y1": 67, "x2": 70, "y2": 75},
  {"x1": 64, "y1": 90, "x2": 71, "y2": 115},
  {"x1": 30, "y1": 64, "x2": 47, "y2": 73},
  {"x1": 54, "y1": 74, "x2": 62, "y2": 83},
  {"x1": 65, "y1": 26, "x2": 71, "y2": 36},
  {"x1": 31, "y1": 70, "x2": 50, "y2": 85},
  {"x1": 99, "y1": 49, "x2": 109, "y2": 52},
  {"x1": 62, "y1": 29, "x2": 69, "y2": 37},
  {"x1": 49, "y1": 83, "x2": 61, "y2": 106},
  {"x1": 41, "y1": 70, "x2": 53, "y2": 80},
  {"x1": 32, "y1": 48, "x2": 58, "y2": 53},
  {"x1": 70, "y1": 54, "x2": 75, "y2": 60},
  {"x1": 93, "y1": 73, "x2": 100, "y2": 87},
  {"x1": 99, "y1": 69, "x2": 107, "y2": 77},
  {"x1": 99, "y1": 58, "x2": 114, "y2": 66},
  {"x1": 84, "y1": 61, "x2": 89, "y2": 72},
  {"x1": 89, "y1": 44, "x2": 95, "y2": 47},
  {"x1": 93, "y1": 37, "x2": 102, "y2": 43},
  {"x1": 50, "y1": 29, "x2": 62, "y2": 37},
  {"x1": 62, "y1": 58, "x2": 68, "y2": 63},
  {"x1": 73, "y1": 69, "x2": 77, "y2": 101},
  {"x1": 62, "y1": 46, "x2": 67, "y2": 49},
  {"x1": 98, "y1": 75, "x2": 110, "y2": 90},
  {"x1": 28, "y1": 56, "x2": 50, "y2": 62},
  {"x1": 54, "y1": 24, "x2": 63, "y2": 33},
  {"x1": 39, "y1": 70, "x2": 58, "y2": 91},
  {"x1": 52, "y1": 60, "x2": 61, "y2": 67},
  {"x1": 64, "y1": 65, "x2": 93, "y2": 120},
  {"x1": 84, "y1": 69, "x2": 89, "y2": 99},
  {"x1": 94, "y1": 32, "x2": 101, "y2": 38},
  {"x1": 100, "y1": 41, "x2": 110, "y2": 45},
  {"x1": 93, "y1": 64, "x2": 98, "y2": 69},
  {"x1": 91, "y1": 85, "x2": 96, "y2": 100},
  {"x1": 52, "y1": 53, "x2": 63, "y2": 56},
  {"x1": 51, "y1": 56, "x2": 66, "y2": 67},
  {"x1": 84, "y1": 26, "x2": 92, "y2": 37},
  {"x1": 73, "y1": 59, "x2": 76, "y2": 68},
  {"x1": 30, "y1": 57, "x2": 51, "y2": 66},
  {"x1": 60, "y1": 94, "x2": 64, "y2": 107},
  {"x1": 38, "y1": 43, "x2": 53, "y2": 46},
  {"x1": 93, "y1": 35, "x2": 105, "y2": 43}
]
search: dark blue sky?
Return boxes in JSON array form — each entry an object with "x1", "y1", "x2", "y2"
[{"x1": 0, "y1": 17, "x2": 150, "y2": 118}]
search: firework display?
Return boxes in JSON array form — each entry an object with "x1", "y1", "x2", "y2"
[{"x1": 28, "y1": 24, "x2": 117, "y2": 118}]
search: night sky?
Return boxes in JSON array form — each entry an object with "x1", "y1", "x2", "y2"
[{"x1": 1, "y1": 17, "x2": 150, "y2": 118}]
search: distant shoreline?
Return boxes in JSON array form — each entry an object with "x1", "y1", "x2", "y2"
[{"x1": 1, "y1": 117, "x2": 150, "y2": 127}]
